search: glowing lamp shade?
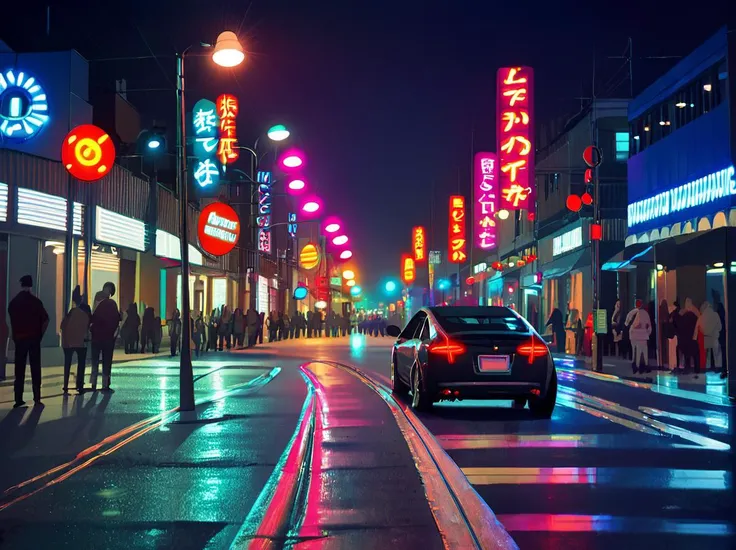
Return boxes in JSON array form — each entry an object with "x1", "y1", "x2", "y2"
[
  {"x1": 301, "y1": 200, "x2": 321, "y2": 214},
  {"x1": 267, "y1": 124, "x2": 290, "y2": 142},
  {"x1": 343, "y1": 270, "x2": 355, "y2": 280},
  {"x1": 212, "y1": 31, "x2": 245, "y2": 68},
  {"x1": 323, "y1": 216, "x2": 341, "y2": 234},
  {"x1": 350, "y1": 285, "x2": 362, "y2": 297},
  {"x1": 293, "y1": 286, "x2": 309, "y2": 300},
  {"x1": 147, "y1": 138, "x2": 161, "y2": 149},
  {"x1": 339, "y1": 250, "x2": 353, "y2": 260},
  {"x1": 315, "y1": 300, "x2": 327, "y2": 309},
  {"x1": 287, "y1": 178, "x2": 306, "y2": 193},
  {"x1": 497, "y1": 209, "x2": 510, "y2": 220},
  {"x1": 279, "y1": 148, "x2": 305, "y2": 170},
  {"x1": 346, "y1": 279, "x2": 356, "y2": 287},
  {"x1": 332, "y1": 234, "x2": 348, "y2": 246},
  {"x1": 385, "y1": 281, "x2": 397, "y2": 293}
]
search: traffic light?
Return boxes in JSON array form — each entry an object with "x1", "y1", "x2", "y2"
[
  {"x1": 449, "y1": 273, "x2": 459, "y2": 288},
  {"x1": 137, "y1": 127, "x2": 167, "y2": 156}
]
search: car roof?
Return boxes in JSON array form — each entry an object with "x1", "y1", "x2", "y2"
[{"x1": 428, "y1": 306, "x2": 515, "y2": 317}]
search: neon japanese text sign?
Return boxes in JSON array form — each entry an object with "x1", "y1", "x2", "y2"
[
  {"x1": 216, "y1": 93, "x2": 239, "y2": 165},
  {"x1": 192, "y1": 98, "x2": 220, "y2": 188},
  {"x1": 474, "y1": 152, "x2": 498, "y2": 249},
  {"x1": 256, "y1": 171, "x2": 273, "y2": 254},
  {"x1": 497, "y1": 66, "x2": 535, "y2": 212},
  {"x1": 448, "y1": 195, "x2": 467, "y2": 263},
  {"x1": 412, "y1": 226, "x2": 426, "y2": 263},
  {"x1": 402, "y1": 254, "x2": 416, "y2": 284}
]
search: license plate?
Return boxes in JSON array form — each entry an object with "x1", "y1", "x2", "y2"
[{"x1": 478, "y1": 355, "x2": 510, "y2": 372}]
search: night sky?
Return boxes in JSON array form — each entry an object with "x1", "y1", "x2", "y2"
[{"x1": 1, "y1": 1, "x2": 733, "y2": 295}]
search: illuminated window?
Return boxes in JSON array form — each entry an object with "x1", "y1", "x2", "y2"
[{"x1": 615, "y1": 132, "x2": 629, "y2": 162}]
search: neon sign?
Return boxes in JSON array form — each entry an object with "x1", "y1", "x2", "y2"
[
  {"x1": 448, "y1": 195, "x2": 467, "y2": 263},
  {"x1": 288, "y1": 212, "x2": 297, "y2": 237},
  {"x1": 198, "y1": 202, "x2": 240, "y2": 256},
  {"x1": 497, "y1": 66, "x2": 534, "y2": 212},
  {"x1": 299, "y1": 243, "x2": 320, "y2": 270},
  {"x1": 192, "y1": 98, "x2": 220, "y2": 188},
  {"x1": 628, "y1": 166, "x2": 735, "y2": 228},
  {"x1": 474, "y1": 152, "x2": 498, "y2": 249},
  {"x1": 257, "y1": 170, "x2": 272, "y2": 254},
  {"x1": 553, "y1": 227, "x2": 583, "y2": 256},
  {"x1": 0, "y1": 69, "x2": 49, "y2": 142},
  {"x1": 412, "y1": 226, "x2": 426, "y2": 263},
  {"x1": 61, "y1": 124, "x2": 116, "y2": 182},
  {"x1": 402, "y1": 254, "x2": 416, "y2": 284},
  {"x1": 216, "y1": 94, "x2": 239, "y2": 165}
]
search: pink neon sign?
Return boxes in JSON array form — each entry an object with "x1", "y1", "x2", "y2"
[{"x1": 474, "y1": 152, "x2": 498, "y2": 250}]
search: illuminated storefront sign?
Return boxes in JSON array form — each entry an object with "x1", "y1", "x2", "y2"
[
  {"x1": 412, "y1": 226, "x2": 426, "y2": 263},
  {"x1": 0, "y1": 69, "x2": 49, "y2": 142},
  {"x1": 497, "y1": 66, "x2": 535, "y2": 212},
  {"x1": 192, "y1": 98, "x2": 220, "y2": 188},
  {"x1": 474, "y1": 152, "x2": 498, "y2": 249},
  {"x1": 628, "y1": 166, "x2": 736, "y2": 228},
  {"x1": 429, "y1": 250, "x2": 441, "y2": 265},
  {"x1": 61, "y1": 124, "x2": 116, "y2": 182},
  {"x1": 257, "y1": 171, "x2": 273, "y2": 253},
  {"x1": 18, "y1": 187, "x2": 83, "y2": 234},
  {"x1": 299, "y1": 242, "x2": 320, "y2": 270},
  {"x1": 216, "y1": 94, "x2": 239, "y2": 165},
  {"x1": 288, "y1": 212, "x2": 297, "y2": 237},
  {"x1": 553, "y1": 226, "x2": 583, "y2": 256},
  {"x1": 155, "y1": 229, "x2": 203, "y2": 265},
  {"x1": 96, "y1": 207, "x2": 145, "y2": 251},
  {"x1": 473, "y1": 262, "x2": 488, "y2": 274},
  {"x1": 402, "y1": 254, "x2": 416, "y2": 284},
  {"x1": 448, "y1": 195, "x2": 467, "y2": 263},
  {"x1": 197, "y1": 202, "x2": 240, "y2": 256}
]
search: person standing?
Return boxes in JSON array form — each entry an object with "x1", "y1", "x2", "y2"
[
  {"x1": 60, "y1": 300, "x2": 90, "y2": 394},
  {"x1": 192, "y1": 311, "x2": 204, "y2": 357},
  {"x1": 140, "y1": 307, "x2": 156, "y2": 353},
  {"x1": 246, "y1": 308, "x2": 259, "y2": 347},
  {"x1": 219, "y1": 306, "x2": 232, "y2": 350},
  {"x1": 89, "y1": 282, "x2": 120, "y2": 392},
  {"x1": 258, "y1": 312, "x2": 265, "y2": 344},
  {"x1": 121, "y1": 303, "x2": 140, "y2": 354},
  {"x1": 232, "y1": 308, "x2": 245, "y2": 348},
  {"x1": 8, "y1": 275, "x2": 49, "y2": 408},
  {"x1": 626, "y1": 299, "x2": 652, "y2": 374},
  {"x1": 545, "y1": 309, "x2": 565, "y2": 354},
  {"x1": 168, "y1": 309, "x2": 182, "y2": 357}
]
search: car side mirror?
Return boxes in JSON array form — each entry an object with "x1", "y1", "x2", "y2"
[{"x1": 386, "y1": 325, "x2": 401, "y2": 337}]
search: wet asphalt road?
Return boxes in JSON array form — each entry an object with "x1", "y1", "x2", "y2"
[{"x1": 0, "y1": 336, "x2": 733, "y2": 549}]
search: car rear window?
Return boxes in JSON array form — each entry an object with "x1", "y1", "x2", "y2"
[{"x1": 438, "y1": 315, "x2": 527, "y2": 333}]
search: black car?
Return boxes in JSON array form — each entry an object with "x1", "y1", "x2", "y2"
[{"x1": 387, "y1": 306, "x2": 557, "y2": 416}]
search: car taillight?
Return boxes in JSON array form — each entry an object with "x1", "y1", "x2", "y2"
[
  {"x1": 516, "y1": 337, "x2": 548, "y2": 364},
  {"x1": 428, "y1": 339, "x2": 466, "y2": 364}
]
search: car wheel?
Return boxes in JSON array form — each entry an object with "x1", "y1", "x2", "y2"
[
  {"x1": 529, "y1": 369, "x2": 557, "y2": 419},
  {"x1": 391, "y1": 358, "x2": 409, "y2": 396},
  {"x1": 411, "y1": 365, "x2": 433, "y2": 411}
]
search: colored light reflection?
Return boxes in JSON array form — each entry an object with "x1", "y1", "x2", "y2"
[
  {"x1": 339, "y1": 250, "x2": 352, "y2": 260},
  {"x1": 332, "y1": 234, "x2": 348, "y2": 246}
]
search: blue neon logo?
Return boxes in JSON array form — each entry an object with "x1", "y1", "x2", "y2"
[{"x1": 0, "y1": 69, "x2": 49, "y2": 142}]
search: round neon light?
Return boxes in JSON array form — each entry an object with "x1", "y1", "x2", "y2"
[
  {"x1": 293, "y1": 286, "x2": 308, "y2": 300},
  {"x1": 315, "y1": 300, "x2": 327, "y2": 309},
  {"x1": 267, "y1": 124, "x2": 290, "y2": 142},
  {"x1": 279, "y1": 149, "x2": 305, "y2": 170},
  {"x1": 339, "y1": 250, "x2": 353, "y2": 260},
  {"x1": 324, "y1": 223, "x2": 340, "y2": 233},
  {"x1": 350, "y1": 286, "x2": 362, "y2": 296},
  {"x1": 343, "y1": 270, "x2": 355, "y2": 280},
  {"x1": 385, "y1": 281, "x2": 397, "y2": 293},
  {"x1": 346, "y1": 279, "x2": 356, "y2": 287},
  {"x1": 332, "y1": 235, "x2": 348, "y2": 246},
  {"x1": 299, "y1": 243, "x2": 320, "y2": 270},
  {"x1": 302, "y1": 201, "x2": 320, "y2": 214},
  {"x1": 497, "y1": 209, "x2": 510, "y2": 220},
  {"x1": 197, "y1": 201, "x2": 240, "y2": 256},
  {"x1": 61, "y1": 124, "x2": 116, "y2": 182},
  {"x1": 288, "y1": 178, "x2": 306, "y2": 191},
  {"x1": 0, "y1": 69, "x2": 49, "y2": 142}
]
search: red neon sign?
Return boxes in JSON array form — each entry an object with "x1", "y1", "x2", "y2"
[
  {"x1": 197, "y1": 202, "x2": 240, "y2": 256},
  {"x1": 412, "y1": 226, "x2": 426, "y2": 264},
  {"x1": 61, "y1": 124, "x2": 116, "y2": 182},
  {"x1": 474, "y1": 152, "x2": 498, "y2": 250},
  {"x1": 402, "y1": 254, "x2": 416, "y2": 284},
  {"x1": 497, "y1": 66, "x2": 534, "y2": 212},
  {"x1": 216, "y1": 94, "x2": 239, "y2": 164},
  {"x1": 448, "y1": 195, "x2": 466, "y2": 263}
]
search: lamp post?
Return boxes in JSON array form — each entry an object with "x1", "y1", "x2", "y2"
[{"x1": 176, "y1": 31, "x2": 245, "y2": 411}]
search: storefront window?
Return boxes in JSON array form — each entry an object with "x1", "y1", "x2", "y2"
[
  {"x1": 257, "y1": 275, "x2": 269, "y2": 314},
  {"x1": 212, "y1": 278, "x2": 227, "y2": 311},
  {"x1": 176, "y1": 274, "x2": 196, "y2": 315}
]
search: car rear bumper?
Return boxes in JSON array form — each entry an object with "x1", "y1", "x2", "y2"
[{"x1": 434, "y1": 381, "x2": 542, "y2": 400}]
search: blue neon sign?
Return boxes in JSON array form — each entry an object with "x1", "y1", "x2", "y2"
[{"x1": 0, "y1": 69, "x2": 49, "y2": 142}]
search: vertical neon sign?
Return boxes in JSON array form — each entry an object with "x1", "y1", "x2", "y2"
[
  {"x1": 257, "y1": 170, "x2": 272, "y2": 253},
  {"x1": 448, "y1": 195, "x2": 466, "y2": 263},
  {"x1": 216, "y1": 93, "x2": 239, "y2": 165},
  {"x1": 412, "y1": 226, "x2": 426, "y2": 264},
  {"x1": 474, "y1": 152, "x2": 498, "y2": 249},
  {"x1": 497, "y1": 67, "x2": 534, "y2": 212},
  {"x1": 402, "y1": 254, "x2": 416, "y2": 284}
]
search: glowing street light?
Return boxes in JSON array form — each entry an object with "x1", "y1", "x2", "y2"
[
  {"x1": 301, "y1": 199, "x2": 321, "y2": 214},
  {"x1": 332, "y1": 235, "x2": 348, "y2": 246},
  {"x1": 346, "y1": 279, "x2": 356, "y2": 287},
  {"x1": 279, "y1": 148, "x2": 305, "y2": 170},
  {"x1": 339, "y1": 250, "x2": 353, "y2": 260},
  {"x1": 212, "y1": 31, "x2": 246, "y2": 68},
  {"x1": 323, "y1": 216, "x2": 341, "y2": 234},
  {"x1": 350, "y1": 285, "x2": 362, "y2": 296},
  {"x1": 343, "y1": 270, "x2": 355, "y2": 280},
  {"x1": 147, "y1": 137, "x2": 161, "y2": 149},
  {"x1": 267, "y1": 124, "x2": 290, "y2": 142},
  {"x1": 287, "y1": 178, "x2": 306, "y2": 192},
  {"x1": 385, "y1": 280, "x2": 397, "y2": 293},
  {"x1": 437, "y1": 279, "x2": 450, "y2": 290}
]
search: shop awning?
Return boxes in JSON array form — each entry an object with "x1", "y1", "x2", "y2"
[
  {"x1": 602, "y1": 243, "x2": 654, "y2": 272},
  {"x1": 541, "y1": 249, "x2": 589, "y2": 280},
  {"x1": 654, "y1": 227, "x2": 736, "y2": 269}
]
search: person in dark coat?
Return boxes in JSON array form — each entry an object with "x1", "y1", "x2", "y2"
[
  {"x1": 121, "y1": 303, "x2": 140, "y2": 354},
  {"x1": 258, "y1": 312, "x2": 265, "y2": 344},
  {"x1": 61, "y1": 300, "x2": 90, "y2": 394},
  {"x1": 8, "y1": 275, "x2": 49, "y2": 407},
  {"x1": 140, "y1": 307, "x2": 156, "y2": 353},
  {"x1": 154, "y1": 316, "x2": 163, "y2": 353},
  {"x1": 89, "y1": 282, "x2": 120, "y2": 392},
  {"x1": 232, "y1": 308, "x2": 245, "y2": 348},
  {"x1": 168, "y1": 309, "x2": 182, "y2": 357},
  {"x1": 545, "y1": 308, "x2": 566, "y2": 354},
  {"x1": 207, "y1": 309, "x2": 219, "y2": 351},
  {"x1": 246, "y1": 308, "x2": 259, "y2": 347}
]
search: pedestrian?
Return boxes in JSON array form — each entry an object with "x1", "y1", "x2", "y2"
[
  {"x1": 154, "y1": 316, "x2": 163, "y2": 353},
  {"x1": 8, "y1": 275, "x2": 49, "y2": 407},
  {"x1": 696, "y1": 301, "x2": 722, "y2": 372},
  {"x1": 625, "y1": 299, "x2": 652, "y2": 374},
  {"x1": 277, "y1": 312, "x2": 285, "y2": 341},
  {"x1": 168, "y1": 308, "x2": 182, "y2": 357},
  {"x1": 140, "y1": 307, "x2": 156, "y2": 353},
  {"x1": 350, "y1": 310, "x2": 358, "y2": 334},
  {"x1": 545, "y1": 308, "x2": 565, "y2": 354},
  {"x1": 611, "y1": 300, "x2": 624, "y2": 357},
  {"x1": 268, "y1": 311, "x2": 278, "y2": 342},
  {"x1": 89, "y1": 281, "x2": 120, "y2": 392},
  {"x1": 121, "y1": 303, "x2": 140, "y2": 354},
  {"x1": 232, "y1": 308, "x2": 245, "y2": 348},
  {"x1": 219, "y1": 306, "x2": 232, "y2": 350},
  {"x1": 208, "y1": 308, "x2": 219, "y2": 351},
  {"x1": 283, "y1": 312, "x2": 292, "y2": 340},
  {"x1": 246, "y1": 308, "x2": 259, "y2": 347},
  {"x1": 60, "y1": 297, "x2": 90, "y2": 394},
  {"x1": 306, "y1": 311, "x2": 313, "y2": 338},
  {"x1": 258, "y1": 312, "x2": 265, "y2": 344},
  {"x1": 192, "y1": 311, "x2": 204, "y2": 357}
]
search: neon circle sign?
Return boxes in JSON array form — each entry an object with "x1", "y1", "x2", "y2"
[
  {"x1": 61, "y1": 125, "x2": 116, "y2": 182},
  {"x1": 198, "y1": 202, "x2": 240, "y2": 256},
  {"x1": 0, "y1": 69, "x2": 49, "y2": 142}
]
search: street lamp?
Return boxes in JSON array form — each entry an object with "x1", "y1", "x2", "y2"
[
  {"x1": 176, "y1": 31, "x2": 244, "y2": 411},
  {"x1": 267, "y1": 124, "x2": 290, "y2": 142},
  {"x1": 385, "y1": 280, "x2": 397, "y2": 293}
]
